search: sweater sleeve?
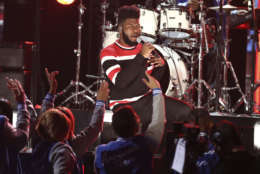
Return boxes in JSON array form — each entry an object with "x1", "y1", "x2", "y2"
[
  {"x1": 70, "y1": 101, "x2": 105, "y2": 157},
  {"x1": 144, "y1": 89, "x2": 166, "y2": 153},
  {"x1": 2, "y1": 103, "x2": 30, "y2": 151},
  {"x1": 40, "y1": 93, "x2": 55, "y2": 114}
]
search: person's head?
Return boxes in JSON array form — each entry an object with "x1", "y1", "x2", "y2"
[
  {"x1": 0, "y1": 98, "x2": 13, "y2": 124},
  {"x1": 212, "y1": 120, "x2": 241, "y2": 154},
  {"x1": 56, "y1": 106, "x2": 75, "y2": 139},
  {"x1": 35, "y1": 108, "x2": 71, "y2": 142},
  {"x1": 112, "y1": 105, "x2": 140, "y2": 138},
  {"x1": 117, "y1": 5, "x2": 141, "y2": 46}
]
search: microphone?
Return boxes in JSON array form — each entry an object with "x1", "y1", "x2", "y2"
[
  {"x1": 137, "y1": 37, "x2": 144, "y2": 44},
  {"x1": 138, "y1": 38, "x2": 160, "y2": 58}
]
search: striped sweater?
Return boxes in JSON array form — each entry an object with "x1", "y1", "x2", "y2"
[{"x1": 100, "y1": 40, "x2": 165, "y2": 109}]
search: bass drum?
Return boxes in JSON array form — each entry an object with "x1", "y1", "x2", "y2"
[{"x1": 153, "y1": 45, "x2": 189, "y2": 98}]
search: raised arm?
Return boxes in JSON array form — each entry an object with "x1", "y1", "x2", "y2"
[
  {"x1": 3, "y1": 78, "x2": 30, "y2": 150},
  {"x1": 142, "y1": 72, "x2": 166, "y2": 153},
  {"x1": 70, "y1": 81, "x2": 110, "y2": 157},
  {"x1": 41, "y1": 68, "x2": 59, "y2": 113}
]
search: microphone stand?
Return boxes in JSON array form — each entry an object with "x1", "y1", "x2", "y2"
[
  {"x1": 215, "y1": 0, "x2": 248, "y2": 113},
  {"x1": 214, "y1": 0, "x2": 225, "y2": 112},
  {"x1": 56, "y1": 0, "x2": 96, "y2": 107}
]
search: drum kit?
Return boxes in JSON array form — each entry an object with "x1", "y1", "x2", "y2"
[
  {"x1": 55, "y1": 0, "x2": 250, "y2": 113},
  {"x1": 102, "y1": 0, "x2": 250, "y2": 112}
]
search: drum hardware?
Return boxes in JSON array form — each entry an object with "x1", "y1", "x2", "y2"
[
  {"x1": 56, "y1": 0, "x2": 98, "y2": 108},
  {"x1": 208, "y1": 3, "x2": 239, "y2": 11},
  {"x1": 174, "y1": 49, "x2": 194, "y2": 59},
  {"x1": 185, "y1": 0, "x2": 216, "y2": 108},
  {"x1": 209, "y1": 2, "x2": 248, "y2": 113}
]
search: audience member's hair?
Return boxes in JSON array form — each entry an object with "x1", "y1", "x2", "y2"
[
  {"x1": 35, "y1": 108, "x2": 71, "y2": 142},
  {"x1": 0, "y1": 98, "x2": 13, "y2": 124},
  {"x1": 56, "y1": 106, "x2": 75, "y2": 138},
  {"x1": 112, "y1": 105, "x2": 140, "y2": 138},
  {"x1": 118, "y1": 5, "x2": 140, "y2": 26}
]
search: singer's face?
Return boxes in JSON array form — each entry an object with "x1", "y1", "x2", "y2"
[{"x1": 120, "y1": 18, "x2": 141, "y2": 46}]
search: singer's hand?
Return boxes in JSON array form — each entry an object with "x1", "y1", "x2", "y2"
[
  {"x1": 188, "y1": 0, "x2": 200, "y2": 11},
  {"x1": 147, "y1": 55, "x2": 165, "y2": 68},
  {"x1": 140, "y1": 43, "x2": 154, "y2": 58}
]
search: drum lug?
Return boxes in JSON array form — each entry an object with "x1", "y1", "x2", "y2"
[
  {"x1": 186, "y1": 14, "x2": 189, "y2": 20},
  {"x1": 163, "y1": 9, "x2": 166, "y2": 15},
  {"x1": 178, "y1": 22, "x2": 182, "y2": 28}
]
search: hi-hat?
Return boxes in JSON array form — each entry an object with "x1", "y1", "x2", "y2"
[{"x1": 208, "y1": 4, "x2": 239, "y2": 11}]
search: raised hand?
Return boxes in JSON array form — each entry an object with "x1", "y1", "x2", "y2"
[
  {"x1": 6, "y1": 77, "x2": 26, "y2": 104},
  {"x1": 45, "y1": 68, "x2": 59, "y2": 95},
  {"x1": 142, "y1": 71, "x2": 161, "y2": 89},
  {"x1": 96, "y1": 81, "x2": 110, "y2": 102}
]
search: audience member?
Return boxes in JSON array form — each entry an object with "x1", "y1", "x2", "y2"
[
  {"x1": 212, "y1": 120, "x2": 254, "y2": 174},
  {"x1": 27, "y1": 108, "x2": 80, "y2": 174},
  {"x1": 0, "y1": 98, "x2": 13, "y2": 124},
  {"x1": 94, "y1": 72, "x2": 166, "y2": 174},
  {"x1": 169, "y1": 109, "x2": 219, "y2": 174},
  {"x1": 38, "y1": 68, "x2": 110, "y2": 157},
  {"x1": 0, "y1": 78, "x2": 30, "y2": 174}
]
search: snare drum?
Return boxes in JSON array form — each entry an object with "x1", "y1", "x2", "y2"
[
  {"x1": 159, "y1": 8, "x2": 192, "y2": 40},
  {"x1": 139, "y1": 8, "x2": 159, "y2": 43}
]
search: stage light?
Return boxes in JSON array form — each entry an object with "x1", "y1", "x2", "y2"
[
  {"x1": 254, "y1": 122, "x2": 260, "y2": 149},
  {"x1": 56, "y1": 0, "x2": 75, "y2": 5}
]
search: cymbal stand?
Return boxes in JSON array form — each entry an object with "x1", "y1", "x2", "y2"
[
  {"x1": 217, "y1": 5, "x2": 248, "y2": 112},
  {"x1": 184, "y1": 1, "x2": 216, "y2": 108},
  {"x1": 57, "y1": 0, "x2": 96, "y2": 106}
]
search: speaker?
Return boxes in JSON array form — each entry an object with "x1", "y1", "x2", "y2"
[
  {"x1": 0, "y1": 48, "x2": 24, "y2": 68},
  {"x1": 0, "y1": 45, "x2": 33, "y2": 69}
]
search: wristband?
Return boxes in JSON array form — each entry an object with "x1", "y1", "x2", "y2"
[
  {"x1": 152, "y1": 88, "x2": 162, "y2": 96},
  {"x1": 96, "y1": 100, "x2": 105, "y2": 106}
]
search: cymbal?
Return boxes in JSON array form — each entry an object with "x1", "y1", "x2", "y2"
[{"x1": 208, "y1": 4, "x2": 239, "y2": 11}]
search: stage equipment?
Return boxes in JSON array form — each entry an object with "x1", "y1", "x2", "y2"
[
  {"x1": 56, "y1": 0, "x2": 96, "y2": 107},
  {"x1": 183, "y1": 0, "x2": 216, "y2": 108},
  {"x1": 57, "y1": 0, "x2": 75, "y2": 5},
  {"x1": 153, "y1": 45, "x2": 189, "y2": 98},
  {"x1": 139, "y1": 8, "x2": 159, "y2": 43},
  {"x1": 208, "y1": 4, "x2": 238, "y2": 11},
  {"x1": 158, "y1": 6, "x2": 192, "y2": 40},
  {"x1": 209, "y1": 2, "x2": 248, "y2": 113}
]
